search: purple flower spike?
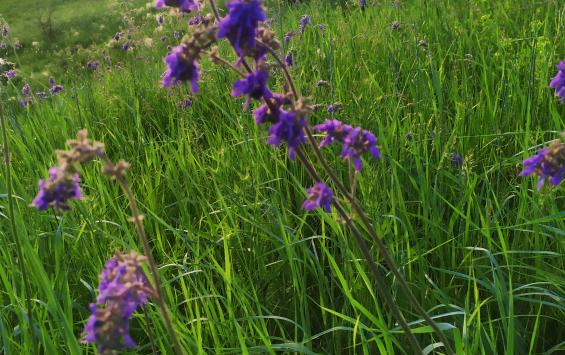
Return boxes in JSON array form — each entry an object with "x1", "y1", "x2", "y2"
[
  {"x1": 5, "y1": 69, "x2": 15, "y2": 79},
  {"x1": 83, "y1": 252, "x2": 151, "y2": 354},
  {"x1": 22, "y1": 83, "x2": 31, "y2": 96},
  {"x1": 122, "y1": 41, "x2": 131, "y2": 51},
  {"x1": 231, "y1": 70, "x2": 272, "y2": 102},
  {"x1": 2, "y1": 26, "x2": 8, "y2": 37},
  {"x1": 173, "y1": 31, "x2": 180, "y2": 39},
  {"x1": 155, "y1": 0, "x2": 200, "y2": 12},
  {"x1": 520, "y1": 141, "x2": 565, "y2": 190},
  {"x1": 49, "y1": 84, "x2": 64, "y2": 94},
  {"x1": 32, "y1": 167, "x2": 81, "y2": 211},
  {"x1": 450, "y1": 152, "x2": 463, "y2": 166},
  {"x1": 177, "y1": 97, "x2": 192, "y2": 109},
  {"x1": 284, "y1": 52, "x2": 293, "y2": 67},
  {"x1": 303, "y1": 182, "x2": 333, "y2": 212},
  {"x1": 217, "y1": 0, "x2": 265, "y2": 58},
  {"x1": 86, "y1": 60, "x2": 100, "y2": 70},
  {"x1": 360, "y1": 0, "x2": 366, "y2": 11},
  {"x1": 157, "y1": 15, "x2": 164, "y2": 25},
  {"x1": 550, "y1": 60, "x2": 565, "y2": 102},
  {"x1": 267, "y1": 110, "x2": 306, "y2": 160},
  {"x1": 299, "y1": 15, "x2": 310, "y2": 34},
  {"x1": 162, "y1": 43, "x2": 199, "y2": 92}
]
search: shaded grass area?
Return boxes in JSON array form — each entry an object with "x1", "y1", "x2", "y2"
[{"x1": 0, "y1": 0, "x2": 564, "y2": 354}]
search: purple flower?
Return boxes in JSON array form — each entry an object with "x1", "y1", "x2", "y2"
[
  {"x1": 314, "y1": 119, "x2": 352, "y2": 147},
  {"x1": 391, "y1": 21, "x2": 400, "y2": 31},
  {"x1": 231, "y1": 70, "x2": 272, "y2": 102},
  {"x1": 122, "y1": 41, "x2": 131, "y2": 51},
  {"x1": 14, "y1": 41, "x2": 21, "y2": 50},
  {"x1": 283, "y1": 31, "x2": 295, "y2": 43},
  {"x1": 327, "y1": 102, "x2": 342, "y2": 113},
  {"x1": 342, "y1": 127, "x2": 381, "y2": 171},
  {"x1": 83, "y1": 252, "x2": 151, "y2": 353},
  {"x1": 405, "y1": 132, "x2": 413, "y2": 141},
  {"x1": 32, "y1": 167, "x2": 81, "y2": 211},
  {"x1": 299, "y1": 15, "x2": 310, "y2": 34},
  {"x1": 189, "y1": 16, "x2": 203, "y2": 25},
  {"x1": 4, "y1": 69, "x2": 15, "y2": 79},
  {"x1": 162, "y1": 43, "x2": 199, "y2": 92},
  {"x1": 2, "y1": 26, "x2": 8, "y2": 37},
  {"x1": 86, "y1": 60, "x2": 100, "y2": 70},
  {"x1": 360, "y1": 0, "x2": 366, "y2": 10},
  {"x1": 48, "y1": 77, "x2": 56, "y2": 86},
  {"x1": 114, "y1": 32, "x2": 123, "y2": 41},
  {"x1": 450, "y1": 152, "x2": 463, "y2": 166},
  {"x1": 284, "y1": 52, "x2": 293, "y2": 67},
  {"x1": 155, "y1": 0, "x2": 200, "y2": 12},
  {"x1": 253, "y1": 93, "x2": 291, "y2": 125},
  {"x1": 177, "y1": 97, "x2": 192, "y2": 109},
  {"x1": 316, "y1": 80, "x2": 328, "y2": 88},
  {"x1": 318, "y1": 23, "x2": 325, "y2": 34},
  {"x1": 0, "y1": 42, "x2": 6, "y2": 49},
  {"x1": 49, "y1": 84, "x2": 64, "y2": 94},
  {"x1": 520, "y1": 141, "x2": 565, "y2": 190},
  {"x1": 315, "y1": 119, "x2": 380, "y2": 171},
  {"x1": 217, "y1": 0, "x2": 265, "y2": 58},
  {"x1": 156, "y1": 15, "x2": 164, "y2": 25},
  {"x1": 173, "y1": 31, "x2": 180, "y2": 38},
  {"x1": 549, "y1": 60, "x2": 565, "y2": 102},
  {"x1": 267, "y1": 110, "x2": 306, "y2": 159},
  {"x1": 22, "y1": 83, "x2": 31, "y2": 96},
  {"x1": 160, "y1": 35, "x2": 167, "y2": 42},
  {"x1": 36, "y1": 91, "x2": 47, "y2": 99},
  {"x1": 303, "y1": 182, "x2": 333, "y2": 212}
]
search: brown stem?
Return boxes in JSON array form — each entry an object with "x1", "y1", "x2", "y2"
[
  {"x1": 295, "y1": 148, "x2": 422, "y2": 354},
  {"x1": 104, "y1": 164, "x2": 184, "y2": 355},
  {"x1": 255, "y1": 39, "x2": 299, "y2": 99},
  {"x1": 143, "y1": 306, "x2": 159, "y2": 355}
]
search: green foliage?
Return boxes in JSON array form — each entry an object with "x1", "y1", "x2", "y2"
[{"x1": 0, "y1": 0, "x2": 564, "y2": 354}]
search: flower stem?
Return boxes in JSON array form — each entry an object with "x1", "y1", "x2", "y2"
[
  {"x1": 113, "y1": 174, "x2": 184, "y2": 355},
  {"x1": 257, "y1": 38, "x2": 455, "y2": 355},
  {"x1": 295, "y1": 148, "x2": 422, "y2": 354},
  {"x1": 0, "y1": 95, "x2": 37, "y2": 351}
]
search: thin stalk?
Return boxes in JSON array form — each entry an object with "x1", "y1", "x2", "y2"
[
  {"x1": 0, "y1": 96, "x2": 37, "y2": 351},
  {"x1": 110, "y1": 170, "x2": 184, "y2": 355},
  {"x1": 143, "y1": 306, "x2": 158, "y2": 355},
  {"x1": 203, "y1": 3, "x2": 452, "y2": 352},
  {"x1": 255, "y1": 38, "x2": 455, "y2": 354},
  {"x1": 296, "y1": 148, "x2": 422, "y2": 354}
]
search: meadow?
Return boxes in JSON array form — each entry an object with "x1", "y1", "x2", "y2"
[{"x1": 0, "y1": 0, "x2": 564, "y2": 354}]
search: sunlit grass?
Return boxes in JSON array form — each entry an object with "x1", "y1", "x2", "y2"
[{"x1": 0, "y1": 0, "x2": 564, "y2": 353}]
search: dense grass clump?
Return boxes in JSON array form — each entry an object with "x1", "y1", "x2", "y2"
[{"x1": 0, "y1": 0, "x2": 564, "y2": 354}]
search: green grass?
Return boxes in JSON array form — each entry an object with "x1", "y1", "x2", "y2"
[{"x1": 1, "y1": 0, "x2": 564, "y2": 354}]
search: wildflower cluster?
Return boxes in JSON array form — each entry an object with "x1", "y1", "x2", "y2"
[
  {"x1": 157, "y1": 0, "x2": 386, "y2": 212},
  {"x1": 83, "y1": 251, "x2": 154, "y2": 354},
  {"x1": 314, "y1": 119, "x2": 381, "y2": 171},
  {"x1": 32, "y1": 130, "x2": 104, "y2": 211},
  {"x1": 520, "y1": 137, "x2": 565, "y2": 190}
]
